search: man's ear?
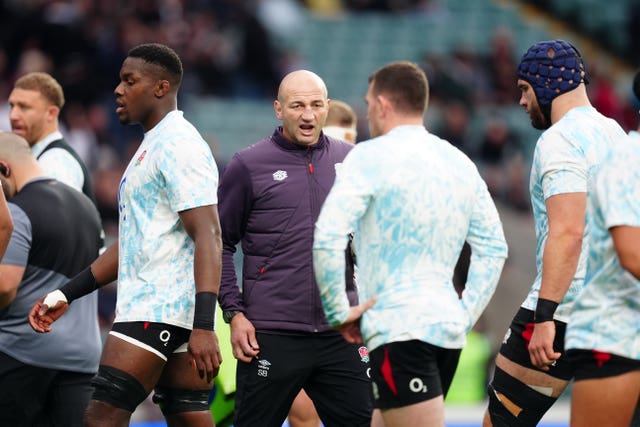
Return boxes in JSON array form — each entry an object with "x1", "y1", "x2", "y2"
[
  {"x1": 46, "y1": 105, "x2": 60, "y2": 123},
  {"x1": 0, "y1": 161, "x2": 11, "y2": 178},
  {"x1": 274, "y1": 100, "x2": 283, "y2": 120},
  {"x1": 154, "y1": 80, "x2": 171, "y2": 98},
  {"x1": 377, "y1": 94, "x2": 391, "y2": 116}
]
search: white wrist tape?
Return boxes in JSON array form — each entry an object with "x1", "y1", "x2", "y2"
[{"x1": 43, "y1": 289, "x2": 68, "y2": 308}]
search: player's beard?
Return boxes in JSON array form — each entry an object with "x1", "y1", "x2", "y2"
[{"x1": 531, "y1": 104, "x2": 551, "y2": 130}]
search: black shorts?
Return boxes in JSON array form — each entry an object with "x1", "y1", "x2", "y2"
[
  {"x1": 110, "y1": 321, "x2": 191, "y2": 361},
  {"x1": 567, "y1": 349, "x2": 640, "y2": 381},
  {"x1": 234, "y1": 331, "x2": 372, "y2": 427},
  {"x1": 369, "y1": 340, "x2": 461, "y2": 409},
  {"x1": 498, "y1": 307, "x2": 572, "y2": 380}
]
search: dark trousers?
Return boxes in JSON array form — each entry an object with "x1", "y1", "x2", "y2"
[
  {"x1": 234, "y1": 332, "x2": 373, "y2": 427},
  {"x1": 0, "y1": 351, "x2": 94, "y2": 427}
]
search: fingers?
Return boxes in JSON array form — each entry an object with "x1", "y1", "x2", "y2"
[
  {"x1": 361, "y1": 296, "x2": 376, "y2": 311},
  {"x1": 230, "y1": 321, "x2": 260, "y2": 361},
  {"x1": 28, "y1": 300, "x2": 59, "y2": 333},
  {"x1": 232, "y1": 339, "x2": 259, "y2": 362},
  {"x1": 338, "y1": 322, "x2": 364, "y2": 344},
  {"x1": 530, "y1": 346, "x2": 561, "y2": 370},
  {"x1": 28, "y1": 301, "x2": 51, "y2": 333},
  {"x1": 527, "y1": 322, "x2": 561, "y2": 370}
]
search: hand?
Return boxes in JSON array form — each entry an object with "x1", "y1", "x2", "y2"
[
  {"x1": 188, "y1": 328, "x2": 222, "y2": 383},
  {"x1": 229, "y1": 313, "x2": 259, "y2": 363},
  {"x1": 335, "y1": 297, "x2": 376, "y2": 344},
  {"x1": 28, "y1": 293, "x2": 70, "y2": 333},
  {"x1": 337, "y1": 320, "x2": 364, "y2": 344},
  {"x1": 528, "y1": 321, "x2": 561, "y2": 370}
]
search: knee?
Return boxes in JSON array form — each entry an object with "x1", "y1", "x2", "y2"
[
  {"x1": 152, "y1": 386, "x2": 211, "y2": 416},
  {"x1": 486, "y1": 368, "x2": 557, "y2": 427},
  {"x1": 91, "y1": 365, "x2": 149, "y2": 413}
]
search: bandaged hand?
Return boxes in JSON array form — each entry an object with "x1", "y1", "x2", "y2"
[{"x1": 28, "y1": 290, "x2": 70, "y2": 333}]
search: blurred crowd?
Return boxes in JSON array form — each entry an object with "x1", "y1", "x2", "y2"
[
  {"x1": 1, "y1": 0, "x2": 639, "y2": 332},
  {"x1": 1, "y1": 2, "x2": 639, "y2": 420}
]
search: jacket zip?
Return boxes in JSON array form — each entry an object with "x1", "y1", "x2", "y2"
[{"x1": 306, "y1": 146, "x2": 319, "y2": 332}]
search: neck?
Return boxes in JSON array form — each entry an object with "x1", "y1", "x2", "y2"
[
  {"x1": 142, "y1": 100, "x2": 177, "y2": 132},
  {"x1": 550, "y1": 85, "x2": 591, "y2": 125},
  {"x1": 381, "y1": 114, "x2": 424, "y2": 135},
  {"x1": 14, "y1": 160, "x2": 45, "y2": 192},
  {"x1": 35, "y1": 125, "x2": 60, "y2": 145}
]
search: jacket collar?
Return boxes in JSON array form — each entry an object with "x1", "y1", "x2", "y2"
[{"x1": 271, "y1": 126, "x2": 327, "y2": 151}]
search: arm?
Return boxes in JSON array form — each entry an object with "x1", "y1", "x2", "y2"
[
  {"x1": 0, "y1": 186, "x2": 14, "y2": 259},
  {"x1": 611, "y1": 226, "x2": 640, "y2": 280},
  {"x1": 0, "y1": 188, "x2": 15, "y2": 308},
  {"x1": 313, "y1": 150, "x2": 375, "y2": 340},
  {"x1": 460, "y1": 178, "x2": 508, "y2": 329},
  {"x1": 529, "y1": 192, "x2": 586, "y2": 369},
  {"x1": 179, "y1": 204, "x2": 223, "y2": 383},
  {"x1": 0, "y1": 265, "x2": 24, "y2": 309},
  {"x1": 28, "y1": 241, "x2": 119, "y2": 333},
  {"x1": 217, "y1": 155, "x2": 259, "y2": 362}
]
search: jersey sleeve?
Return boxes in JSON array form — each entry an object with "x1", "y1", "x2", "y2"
[
  {"x1": 313, "y1": 147, "x2": 374, "y2": 326},
  {"x1": 1, "y1": 204, "x2": 31, "y2": 267},
  {"x1": 158, "y1": 136, "x2": 219, "y2": 212},
  {"x1": 536, "y1": 133, "x2": 587, "y2": 199}
]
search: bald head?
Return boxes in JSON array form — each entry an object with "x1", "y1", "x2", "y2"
[
  {"x1": 274, "y1": 70, "x2": 330, "y2": 146},
  {"x1": 0, "y1": 132, "x2": 33, "y2": 161},
  {"x1": 277, "y1": 70, "x2": 328, "y2": 104},
  {"x1": 0, "y1": 132, "x2": 43, "y2": 196}
]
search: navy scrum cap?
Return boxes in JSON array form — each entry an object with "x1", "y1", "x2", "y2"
[{"x1": 517, "y1": 39, "x2": 587, "y2": 108}]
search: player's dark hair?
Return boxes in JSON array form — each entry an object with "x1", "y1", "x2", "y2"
[{"x1": 128, "y1": 43, "x2": 183, "y2": 87}]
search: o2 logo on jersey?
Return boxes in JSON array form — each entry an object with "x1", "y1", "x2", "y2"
[{"x1": 118, "y1": 177, "x2": 127, "y2": 221}]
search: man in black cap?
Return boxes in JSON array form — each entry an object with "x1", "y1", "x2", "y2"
[{"x1": 483, "y1": 39, "x2": 627, "y2": 427}]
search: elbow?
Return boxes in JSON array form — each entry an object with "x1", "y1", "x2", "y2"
[
  {"x1": 0, "y1": 288, "x2": 16, "y2": 310},
  {"x1": 0, "y1": 220, "x2": 13, "y2": 242},
  {"x1": 550, "y1": 226, "x2": 584, "y2": 249},
  {"x1": 618, "y1": 255, "x2": 640, "y2": 281}
]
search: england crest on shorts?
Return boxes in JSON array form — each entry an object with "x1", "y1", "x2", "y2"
[{"x1": 358, "y1": 346, "x2": 369, "y2": 363}]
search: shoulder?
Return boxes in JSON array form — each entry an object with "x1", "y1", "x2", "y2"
[
  {"x1": 233, "y1": 136, "x2": 276, "y2": 163},
  {"x1": 7, "y1": 201, "x2": 30, "y2": 229},
  {"x1": 39, "y1": 144, "x2": 82, "y2": 165},
  {"x1": 323, "y1": 135, "x2": 354, "y2": 155}
]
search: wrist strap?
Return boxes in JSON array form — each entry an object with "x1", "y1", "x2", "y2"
[
  {"x1": 534, "y1": 298, "x2": 559, "y2": 323},
  {"x1": 193, "y1": 292, "x2": 217, "y2": 331},
  {"x1": 60, "y1": 267, "x2": 99, "y2": 304}
]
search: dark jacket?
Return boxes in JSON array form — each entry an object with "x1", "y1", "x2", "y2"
[{"x1": 218, "y1": 127, "x2": 355, "y2": 333}]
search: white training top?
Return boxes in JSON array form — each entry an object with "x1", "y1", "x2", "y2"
[
  {"x1": 115, "y1": 110, "x2": 218, "y2": 329},
  {"x1": 523, "y1": 106, "x2": 626, "y2": 322},
  {"x1": 565, "y1": 136, "x2": 640, "y2": 360},
  {"x1": 32, "y1": 131, "x2": 84, "y2": 191},
  {"x1": 313, "y1": 125, "x2": 508, "y2": 352}
]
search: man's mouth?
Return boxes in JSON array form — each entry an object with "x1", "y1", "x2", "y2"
[
  {"x1": 300, "y1": 124, "x2": 314, "y2": 134},
  {"x1": 11, "y1": 125, "x2": 25, "y2": 134}
]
